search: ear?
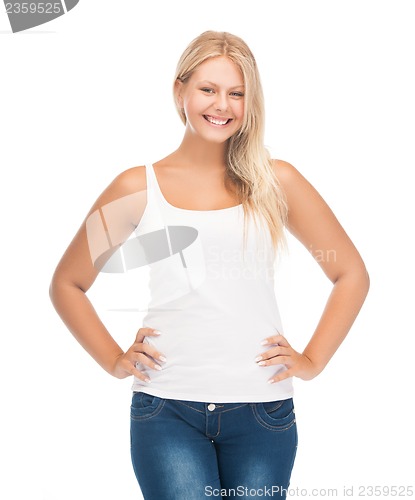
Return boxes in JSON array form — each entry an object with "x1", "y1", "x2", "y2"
[{"x1": 174, "y1": 79, "x2": 184, "y2": 108}]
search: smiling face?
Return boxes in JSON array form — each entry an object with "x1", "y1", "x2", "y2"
[{"x1": 175, "y1": 56, "x2": 245, "y2": 144}]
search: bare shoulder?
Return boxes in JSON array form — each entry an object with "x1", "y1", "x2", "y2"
[
  {"x1": 271, "y1": 159, "x2": 309, "y2": 191},
  {"x1": 271, "y1": 158, "x2": 294, "y2": 174},
  {"x1": 271, "y1": 159, "x2": 368, "y2": 283},
  {"x1": 271, "y1": 158, "x2": 325, "y2": 204},
  {"x1": 82, "y1": 164, "x2": 149, "y2": 223},
  {"x1": 108, "y1": 165, "x2": 147, "y2": 196}
]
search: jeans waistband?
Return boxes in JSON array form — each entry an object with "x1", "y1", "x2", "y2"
[{"x1": 169, "y1": 398, "x2": 249, "y2": 414}]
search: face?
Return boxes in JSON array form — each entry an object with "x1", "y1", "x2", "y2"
[{"x1": 176, "y1": 56, "x2": 245, "y2": 144}]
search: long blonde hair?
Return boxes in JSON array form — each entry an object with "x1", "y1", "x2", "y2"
[{"x1": 173, "y1": 31, "x2": 288, "y2": 260}]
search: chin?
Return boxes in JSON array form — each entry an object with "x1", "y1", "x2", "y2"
[
  {"x1": 200, "y1": 128, "x2": 238, "y2": 144},
  {"x1": 187, "y1": 120, "x2": 239, "y2": 144}
]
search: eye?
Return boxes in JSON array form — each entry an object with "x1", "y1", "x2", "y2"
[
  {"x1": 230, "y1": 92, "x2": 244, "y2": 97},
  {"x1": 201, "y1": 87, "x2": 214, "y2": 94}
]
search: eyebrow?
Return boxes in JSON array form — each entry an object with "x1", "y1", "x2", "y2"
[{"x1": 197, "y1": 80, "x2": 245, "y2": 90}]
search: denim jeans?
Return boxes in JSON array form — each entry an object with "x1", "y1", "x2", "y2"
[{"x1": 130, "y1": 392, "x2": 298, "y2": 499}]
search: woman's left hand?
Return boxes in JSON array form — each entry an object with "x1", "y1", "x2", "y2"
[{"x1": 255, "y1": 334, "x2": 321, "y2": 383}]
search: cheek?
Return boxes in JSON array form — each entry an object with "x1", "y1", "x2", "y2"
[
  {"x1": 183, "y1": 99, "x2": 203, "y2": 122},
  {"x1": 234, "y1": 101, "x2": 245, "y2": 119}
]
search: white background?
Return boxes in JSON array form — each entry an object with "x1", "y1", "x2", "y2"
[{"x1": 1, "y1": 1, "x2": 414, "y2": 499}]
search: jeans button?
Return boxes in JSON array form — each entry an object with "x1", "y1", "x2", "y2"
[{"x1": 208, "y1": 403, "x2": 216, "y2": 411}]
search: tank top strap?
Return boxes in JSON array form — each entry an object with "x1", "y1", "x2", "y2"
[
  {"x1": 144, "y1": 162, "x2": 165, "y2": 208},
  {"x1": 144, "y1": 162, "x2": 155, "y2": 195},
  {"x1": 142, "y1": 162, "x2": 157, "y2": 208}
]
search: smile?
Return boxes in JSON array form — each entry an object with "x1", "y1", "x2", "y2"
[{"x1": 203, "y1": 115, "x2": 232, "y2": 126}]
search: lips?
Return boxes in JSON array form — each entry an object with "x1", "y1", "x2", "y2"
[{"x1": 203, "y1": 115, "x2": 233, "y2": 126}]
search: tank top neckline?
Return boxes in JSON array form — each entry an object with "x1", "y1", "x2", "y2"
[{"x1": 147, "y1": 162, "x2": 243, "y2": 214}]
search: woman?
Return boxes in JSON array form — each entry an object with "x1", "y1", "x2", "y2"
[{"x1": 49, "y1": 31, "x2": 370, "y2": 499}]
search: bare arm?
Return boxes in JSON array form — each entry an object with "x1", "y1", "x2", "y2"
[
  {"x1": 49, "y1": 166, "x2": 164, "y2": 380},
  {"x1": 256, "y1": 160, "x2": 370, "y2": 382}
]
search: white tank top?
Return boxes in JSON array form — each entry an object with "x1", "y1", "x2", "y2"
[{"x1": 131, "y1": 163, "x2": 294, "y2": 403}]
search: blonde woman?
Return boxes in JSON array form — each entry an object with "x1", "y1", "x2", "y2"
[{"x1": 50, "y1": 31, "x2": 370, "y2": 499}]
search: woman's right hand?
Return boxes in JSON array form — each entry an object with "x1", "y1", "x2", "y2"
[{"x1": 112, "y1": 327, "x2": 167, "y2": 382}]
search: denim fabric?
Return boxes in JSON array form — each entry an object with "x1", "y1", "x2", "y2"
[{"x1": 130, "y1": 392, "x2": 298, "y2": 499}]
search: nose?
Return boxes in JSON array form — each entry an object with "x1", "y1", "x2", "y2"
[{"x1": 214, "y1": 92, "x2": 229, "y2": 112}]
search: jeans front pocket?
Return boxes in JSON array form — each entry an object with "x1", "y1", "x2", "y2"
[
  {"x1": 251, "y1": 398, "x2": 296, "y2": 431},
  {"x1": 130, "y1": 391, "x2": 165, "y2": 421}
]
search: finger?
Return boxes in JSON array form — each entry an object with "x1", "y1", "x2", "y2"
[
  {"x1": 256, "y1": 346, "x2": 290, "y2": 361},
  {"x1": 268, "y1": 369, "x2": 293, "y2": 384},
  {"x1": 262, "y1": 334, "x2": 290, "y2": 347},
  {"x1": 258, "y1": 355, "x2": 291, "y2": 367},
  {"x1": 120, "y1": 358, "x2": 151, "y2": 383},
  {"x1": 136, "y1": 327, "x2": 162, "y2": 341},
  {"x1": 132, "y1": 342, "x2": 167, "y2": 363},
  {"x1": 135, "y1": 352, "x2": 164, "y2": 371},
  {"x1": 130, "y1": 365, "x2": 152, "y2": 383}
]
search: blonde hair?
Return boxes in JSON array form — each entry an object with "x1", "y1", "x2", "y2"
[{"x1": 173, "y1": 31, "x2": 288, "y2": 260}]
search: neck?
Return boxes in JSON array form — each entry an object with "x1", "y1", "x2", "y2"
[{"x1": 171, "y1": 128, "x2": 228, "y2": 171}]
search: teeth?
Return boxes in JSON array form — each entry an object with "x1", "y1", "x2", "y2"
[{"x1": 205, "y1": 115, "x2": 229, "y2": 125}]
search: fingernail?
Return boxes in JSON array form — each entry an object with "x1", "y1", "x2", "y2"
[
  {"x1": 153, "y1": 330, "x2": 162, "y2": 335},
  {"x1": 260, "y1": 340, "x2": 268, "y2": 345},
  {"x1": 254, "y1": 356, "x2": 262, "y2": 362},
  {"x1": 268, "y1": 379, "x2": 275, "y2": 384},
  {"x1": 145, "y1": 378, "x2": 151, "y2": 383},
  {"x1": 159, "y1": 356, "x2": 167, "y2": 362},
  {"x1": 154, "y1": 364, "x2": 162, "y2": 371}
]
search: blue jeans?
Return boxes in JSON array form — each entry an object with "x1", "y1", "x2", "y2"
[{"x1": 130, "y1": 392, "x2": 298, "y2": 499}]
